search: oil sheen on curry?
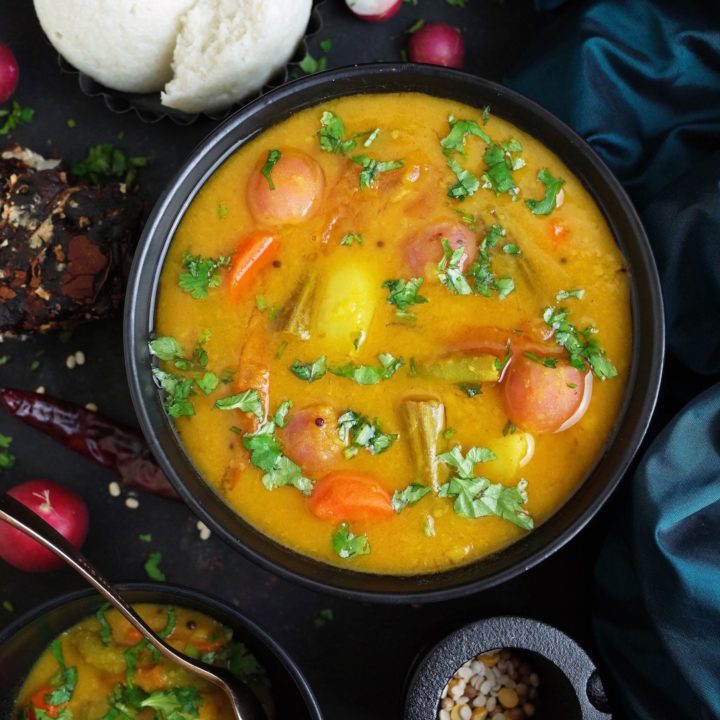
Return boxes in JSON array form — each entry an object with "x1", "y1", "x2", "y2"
[
  {"x1": 154, "y1": 92, "x2": 631, "y2": 574},
  {"x1": 14, "y1": 604, "x2": 269, "y2": 719}
]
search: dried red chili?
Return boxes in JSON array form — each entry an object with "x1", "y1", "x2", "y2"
[{"x1": 0, "y1": 388, "x2": 178, "y2": 500}]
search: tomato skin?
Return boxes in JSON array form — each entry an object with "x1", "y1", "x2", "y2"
[
  {"x1": 0, "y1": 480, "x2": 88, "y2": 572},
  {"x1": 404, "y1": 222, "x2": 478, "y2": 275},
  {"x1": 309, "y1": 471, "x2": 394, "y2": 522},
  {"x1": 280, "y1": 404, "x2": 344, "y2": 475},
  {"x1": 247, "y1": 150, "x2": 325, "y2": 225},
  {"x1": 504, "y1": 355, "x2": 590, "y2": 434}
]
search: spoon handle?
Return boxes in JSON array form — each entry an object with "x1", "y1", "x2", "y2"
[{"x1": 0, "y1": 491, "x2": 259, "y2": 720}]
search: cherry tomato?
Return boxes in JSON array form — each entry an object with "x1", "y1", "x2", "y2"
[
  {"x1": 504, "y1": 355, "x2": 591, "y2": 434},
  {"x1": 408, "y1": 23, "x2": 465, "y2": 69},
  {"x1": 404, "y1": 221, "x2": 477, "y2": 275},
  {"x1": 247, "y1": 149, "x2": 325, "y2": 225},
  {"x1": 280, "y1": 403, "x2": 344, "y2": 475}
]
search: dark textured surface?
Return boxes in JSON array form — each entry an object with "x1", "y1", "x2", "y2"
[{"x1": 0, "y1": 2, "x2": 681, "y2": 718}]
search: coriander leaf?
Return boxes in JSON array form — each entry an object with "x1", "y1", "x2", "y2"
[
  {"x1": 0, "y1": 433, "x2": 14, "y2": 470},
  {"x1": 318, "y1": 111, "x2": 356, "y2": 154},
  {"x1": 437, "y1": 238, "x2": 473, "y2": 295},
  {"x1": 261, "y1": 149, "x2": 281, "y2": 190},
  {"x1": 314, "y1": 608, "x2": 334, "y2": 628},
  {"x1": 71, "y1": 142, "x2": 147, "y2": 186},
  {"x1": 273, "y1": 400, "x2": 293, "y2": 428},
  {"x1": 337, "y1": 410, "x2": 398, "y2": 458},
  {"x1": 299, "y1": 51, "x2": 326, "y2": 74},
  {"x1": 140, "y1": 687, "x2": 201, "y2": 718},
  {"x1": 391, "y1": 484, "x2": 432, "y2": 512},
  {"x1": 227, "y1": 642, "x2": 264, "y2": 679},
  {"x1": 243, "y1": 428, "x2": 283, "y2": 473},
  {"x1": 319, "y1": 39, "x2": 333, "y2": 53},
  {"x1": 340, "y1": 231, "x2": 364, "y2": 247},
  {"x1": 329, "y1": 353, "x2": 403, "y2": 385},
  {"x1": 96, "y1": 603, "x2": 113, "y2": 647},
  {"x1": 158, "y1": 606, "x2": 176, "y2": 639},
  {"x1": 438, "y1": 444, "x2": 496, "y2": 478},
  {"x1": 482, "y1": 105, "x2": 491, "y2": 124},
  {"x1": 194, "y1": 372, "x2": 218, "y2": 395},
  {"x1": 352, "y1": 154, "x2": 404, "y2": 189},
  {"x1": 447, "y1": 157, "x2": 480, "y2": 200},
  {"x1": 443, "y1": 427, "x2": 456, "y2": 440},
  {"x1": 145, "y1": 552, "x2": 166, "y2": 581},
  {"x1": 542, "y1": 305, "x2": 617, "y2": 380},
  {"x1": 45, "y1": 666, "x2": 78, "y2": 705},
  {"x1": 523, "y1": 351, "x2": 558, "y2": 368},
  {"x1": 152, "y1": 369, "x2": 195, "y2": 418},
  {"x1": 139, "y1": 533, "x2": 152, "y2": 542},
  {"x1": 503, "y1": 243, "x2": 522, "y2": 256},
  {"x1": 383, "y1": 277, "x2": 427, "y2": 319},
  {"x1": 454, "y1": 209, "x2": 476, "y2": 229},
  {"x1": 178, "y1": 252, "x2": 231, "y2": 299},
  {"x1": 556, "y1": 288, "x2": 585, "y2": 301},
  {"x1": 332, "y1": 523, "x2": 370, "y2": 559},
  {"x1": 459, "y1": 382, "x2": 482, "y2": 397},
  {"x1": 440, "y1": 116, "x2": 491, "y2": 155},
  {"x1": 217, "y1": 202, "x2": 229, "y2": 219},
  {"x1": 149, "y1": 336, "x2": 184, "y2": 362},
  {"x1": 480, "y1": 139, "x2": 524, "y2": 199},
  {"x1": 213, "y1": 389, "x2": 264, "y2": 419},
  {"x1": 526, "y1": 168, "x2": 565, "y2": 215},
  {"x1": 290, "y1": 355, "x2": 327, "y2": 382},
  {"x1": 261, "y1": 454, "x2": 312, "y2": 495},
  {"x1": 502, "y1": 420, "x2": 517, "y2": 436},
  {"x1": 0, "y1": 101, "x2": 34, "y2": 136}
]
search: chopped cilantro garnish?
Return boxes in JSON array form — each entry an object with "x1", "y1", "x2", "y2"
[
  {"x1": 178, "y1": 252, "x2": 231, "y2": 299},
  {"x1": 556, "y1": 288, "x2": 585, "y2": 301},
  {"x1": 332, "y1": 523, "x2": 370, "y2": 559},
  {"x1": 144, "y1": 552, "x2": 166, "y2": 581},
  {"x1": 503, "y1": 243, "x2": 522, "y2": 256},
  {"x1": 447, "y1": 157, "x2": 480, "y2": 200},
  {"x1": 340, "y1": 232, "x2": 364, "y2": 247},
  {"x1": 443, "y1": 427, "x2": 456, "y2": 440},
  {"x1": 391, "y1": 483, "x2": 431, "y2": 512},
  {"x1": 140, "y1": 687, "x2": 201, "y2": 717},
  {"x1": 289, "y1": 355, "x2": 327, "y2": 382},
  {"x1": 502, "y1": 420, "x2": 517, "y2": 436},
  {"x1": 194, "y1": 372, "x2": 219, "y2": 395},
  {"x1": 213, "y1": 389, "x2": 264, "y2": 419},
  {"x1": 261, "y1": 149, "x2": 281, "y2": 190},
  {"x1": 542, "y1": 306, "x2": 617, "y2": 380},
  {"x1": 467, "y1": 224, "x2": 516, "y2": 299},
  {"x1": 446, "y1": 0, "x2": 467, "y2": 6},
  {"x1": 441, "y1": 116, "x2": 491, "y2": 155},
  {"x1": 273, "y1": 400, "x2": 292, "y2": 428},
  {"x1": 0, "y1": 433, "x2": 15, "y2": 470},
  {"x1": 149, "y1": 336, "x2": 184, "y2": 362},
  {"x1": 43, "y1": 639, "x2": 78, "y2": 707},
  {"x1": 382, "y1": 277, "x2": 427, "y2": 320},
  {"x1": 227, "y1": 641, "x2": 264, "y2": 679},
  {"x1": 329, "y1": 353, "x2": 403, "y2": 384},
  {"x1": 318, "y1": 111, "x2": 356, "y2": 154},
  {"x1": 480, "y1": 138, "x2": 525, "y2": 199},
  {"x1": 139, "y1": 533, "x2": 152, "y2": 542},
  {"x1": 338, "y1": 410, "x2": 398, "y2": 458},
  {"x1": 96, "y1": 603, "x2": 113, "y2": 646},
  {"x1": 437, "y1": 238, "x2": 473, "y2": 295},
  {"x1": 0, "y1": 101, "x2": 34, "y2": 136},
  {"x1": 217, "y1": 202, "x2": 229, "y2": 219},
  {"x1": 482, "y1": 105, "x2": 491, "y2": 124},
  {"x1": 299, "y1": 51, "x2": 327, "y2": 74},
  {"x1": 2, "y1": 599, "x2": 13, "y2": 612},
  {"x1": 352, "y1": 155, "x2": 404, "y2": 189},
  {"x1": 459, "y1": 382, "x2": 482, "y2": 398},
  {"x1": 314, "y1": 608, "x2": 334, "y2": 628},
  {"x1": 255, "y1": 294, "x2": 268, "y2": 311},
  {"x1": 523, "y1": 351, "x2": 558, "y2": 369},
  {"x1": 242, "y1": 411, "x2": 312, "y2": 495},
  {"x1": 152, "y1": 369, "x2": 195, "y2": 418},
  {"x1": 408, "y1": 18, "x2": 426, "y2": 33},
  {"x1": 275, "y1": 340, "x2": 288, "y2": 359},
  {"x1": 319, "y1": 39, "x2": 333, "y2": 53},
  {"x1": 0, "y1": 355, "x2": 9, "y2": 365},
  {"x1": 438, "y1": 445, "x2": 533, "y2": 529},
  {"x1": 71, "y1": 143, "x2": 148, "y2": 186},
  {"x1": 526, "y1": 168, "x2": 565, "y2": 215}
]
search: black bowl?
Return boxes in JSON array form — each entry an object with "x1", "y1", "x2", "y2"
[
  {"x1": 0, "y1": 582, "x2": 322, "y2": 718},
  {"x1": 404, "y1": 616, "x2": 611, "y2": 719},
  {"x1": 124, "y1": 63, "x2": 664, "y2": 603}
]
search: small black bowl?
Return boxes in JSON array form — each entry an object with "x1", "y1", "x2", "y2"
[
  {"x1": 124, "y1": 63, "x2": 664, "y2": 603},
  {"x1": 405, "y1": 616, "x2": 612, "y2": 719},
  {"x1": 0, "y1": 582, "x2": 323, "y2": 719}
]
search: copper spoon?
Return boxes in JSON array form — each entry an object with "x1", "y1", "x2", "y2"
[{"x1": 0, "y1": 491, "x2": 266, "y2": 720}]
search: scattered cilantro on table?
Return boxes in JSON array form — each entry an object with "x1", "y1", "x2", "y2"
[
  {"x1": 71, "y1": 143, "x2": 149, "y2": 186},
  {"x1": 0, "y1": 100, "x2": 34, "y2": 136}
]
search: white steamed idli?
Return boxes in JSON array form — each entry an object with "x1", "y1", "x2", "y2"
[
  {"x1": 34, "y1": 0, "x2": 195, "y2": 94},
  {"x1": 161, "y1": 0, "x2": 313, "y2": 114}
]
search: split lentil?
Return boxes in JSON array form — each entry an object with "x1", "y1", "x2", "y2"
[{"x1": 439, "y1": 649, "x2": 539, "y2": 720}]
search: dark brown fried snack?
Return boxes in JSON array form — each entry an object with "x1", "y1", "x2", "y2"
[{"x1": 0, "y1": 146, "x2": 144, "y2": 336}]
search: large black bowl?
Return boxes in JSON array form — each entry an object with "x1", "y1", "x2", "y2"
[
  {"x1": 124, "y1": 63, "x2": 664, "y2": 603},
  {"x1": 0, "y1": 583, "x2": 322, "y2": 718}
]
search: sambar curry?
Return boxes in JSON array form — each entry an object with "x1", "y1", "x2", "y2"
[
  {"x1": 14, "y1": 603, "x2": 268, "y2": 719},
  {"x1": 152, "y1": 92, "x2": 631, "y2": 574}
]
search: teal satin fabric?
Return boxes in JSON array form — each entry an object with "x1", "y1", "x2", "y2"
[{"x1": 505, "y1": 1, "x2": 720, "y2": 717}]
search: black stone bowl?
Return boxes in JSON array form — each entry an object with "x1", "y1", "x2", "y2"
[
  {"x1": 0, "y1": 583, "x2": 322, "y2": 719},
  {"x1": 124, "y1": 63, "x2": 664, "y2": 603},
  {"x1": 405, "y1": 616, "x2": 612, "y2": 719}
]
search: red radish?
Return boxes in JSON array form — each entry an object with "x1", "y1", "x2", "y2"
[
  {"x1": 408, "y1": 23, "x2": 465, "y2": 69},
  {"x1": 345, "y1": 0, "x2": 402, "y2": 22},
  {"x1": 0, "y1": 43, "x2": 19, "y2": 104},
  {"x1": 0, "y1": 480, "x2": 89, "y2": 572}
]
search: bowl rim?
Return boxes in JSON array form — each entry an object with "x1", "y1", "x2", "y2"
[
  {"x1": 0, "y1": 581, "x2": 323, "y2": 719},
  {"x1": 124, "y1": 62, "x2": 664, "y2": 603}
]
